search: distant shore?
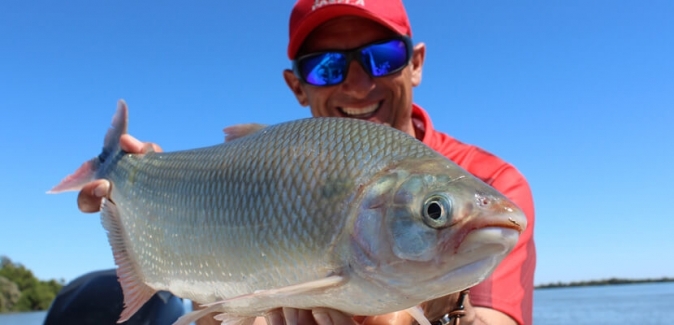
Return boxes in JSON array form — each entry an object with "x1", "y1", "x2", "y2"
[{"x1": 535, "y1": 277, "x2": 674, "y2": 289}]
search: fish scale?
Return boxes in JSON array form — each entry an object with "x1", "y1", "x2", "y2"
[{"x1": 51, "y1": 100, "x2": 526, "y2": 325}]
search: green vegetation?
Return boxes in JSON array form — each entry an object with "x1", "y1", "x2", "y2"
[
  {"x1": 536, "y1": 277, "x2": 674, "y2": 289},
  {"x1": 0, "y1": 256, "x2": 65, "y2": 313}
]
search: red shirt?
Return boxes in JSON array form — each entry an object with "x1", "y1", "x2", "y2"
[{"x1": 413, "y1": 104, "x2": 536, "y2": 325}]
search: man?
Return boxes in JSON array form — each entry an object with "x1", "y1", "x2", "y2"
[{"x1": 77, "y1": 1, "x2": 536, "y2": 324}]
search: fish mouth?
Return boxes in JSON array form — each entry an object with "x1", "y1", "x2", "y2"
[
  {"x1": 432, "y1": 227, "x2": 520, "y2": 285},
  {"x1": 433, "y1": 255, "x2": 500, "y2": 290},
  {"x1": 338, "y1": 101, "x2": 382, "y2": 119},
  {"x1": 456, "y1": 227, "x2": 520, "y2": 256}
]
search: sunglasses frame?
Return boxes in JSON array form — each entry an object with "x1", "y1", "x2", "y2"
[{"x1": 292, "y1": 35, "x2": 414, "y2": 87}]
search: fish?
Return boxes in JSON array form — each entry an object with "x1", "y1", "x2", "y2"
[{"x1": 49, "y1": 100, "x2": 526, "y2": 325}]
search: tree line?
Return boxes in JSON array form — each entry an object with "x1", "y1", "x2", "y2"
[
  {"x1": 536, "y1": 276, "x2": 674, "y2": 289},
  {"x1": 0, "y1": 256, "x2": 64, "y2": 313}
]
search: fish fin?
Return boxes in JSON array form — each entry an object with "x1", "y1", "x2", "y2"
[
  {"x1": 213, "y1": 313, "x2": 256, "y2": 325},
  {"x1": 103, "y1": 99, "x2": 129, "y2": 154},
  {"x1": 252, "y1": 275, "x2": 345, "y2": 296},
  {"x1": 101, "y1": 198, "x2": 156, "y2": 323},
  {"x1": 48, "y1": 99, "x2": 129, "y2": 194},
  {"x1": 201, "y1": 275, "x2": 345, "y2": 308},
  {"x1": 405, "y1": 305, "x2": 430, "y2": 325},
  {"x1": 47, "y1": 158, "x2": 99, "y2": 193},
  {"x1": 172, "y1": 304, "x2": 223, "y2": 325},
  {"x1": 223, "y1": 123, "x2": 267, "y2": 142}
]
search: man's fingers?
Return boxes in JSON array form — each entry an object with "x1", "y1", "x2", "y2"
[
  {"x1": 119, "y1": 134, "x2": 145, "y2": 153},
  {"x1": 282, "y1": 307, "x2": 308, "y2": 325},
  {"x1": 120, "y1": 134, "x2": 162, "y2": 153},
  {"x1": 421, "y1": 293, "x2": 458, "y2": 321},
  {"x1": 297, "y1": 309, "x2": 319, "y2": 325},
  {"x1": 361, "y1": 311, "x2": 413, "y2": 325},
  {"x1": 76, "y1": 135, "x2": 160, "y2": 214},
  {"x1": 282, "y1": 307, "x2": 297, "y2": 325},
  {"x1": 265, "y1": 308, "x2": 354, "y2": 325},
  {"x1": 264, "y1": 309, "x2": 285, "y2": 325},
  {"x1": 312, "y1": 308, "x2": 358, "y2": 325},
  {"x1": 77, "y1": 180, "x2": 110, "y2": 213}
]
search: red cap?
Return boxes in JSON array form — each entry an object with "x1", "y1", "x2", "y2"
[{"x1": 288, "y1": 0, "x2": 412, "y2": 59}]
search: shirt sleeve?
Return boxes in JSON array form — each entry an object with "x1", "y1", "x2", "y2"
[{"x1": 468, "y1": 162, "x2": 537, "y2": 325}]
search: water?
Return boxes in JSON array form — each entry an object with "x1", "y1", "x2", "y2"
[
  {"x1": 0, "y1": 300, "x2": 195, "y2": 325},
  {"x1": 1, "y1": 282, "x2": 672, "y2": 324},
  {"x1": 534, "y1": 282, "x2": 674, "y2": 324},
  {"x1": 0, "y1": 311, "x2": 46, "y2": 325}
]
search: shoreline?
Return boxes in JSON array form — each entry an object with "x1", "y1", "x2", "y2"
[{"x1": 535, "y1": 277, "x2": 674, "y2": 289}]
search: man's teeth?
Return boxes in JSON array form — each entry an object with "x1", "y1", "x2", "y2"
[{"x1": 341, "y1": 103, "x2": 379, "y2": 117}]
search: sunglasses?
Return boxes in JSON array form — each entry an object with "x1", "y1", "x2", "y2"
[{"x1": 292, "y1": 36, "x2": 413, "y2": 87}]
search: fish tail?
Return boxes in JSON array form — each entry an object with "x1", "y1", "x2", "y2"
[{"x1": 48, "y1": 99, "x2": 128, "y2": 193}]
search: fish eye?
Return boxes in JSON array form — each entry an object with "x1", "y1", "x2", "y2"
[{"x1": 422, "y1": 195, "x2": 452, "y2": 228}]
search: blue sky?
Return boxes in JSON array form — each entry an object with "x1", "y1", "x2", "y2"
[{"x1": 1, "y1": 1, "x2": 672, "y2": 286}]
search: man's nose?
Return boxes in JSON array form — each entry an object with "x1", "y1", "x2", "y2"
[{"x1": 339, "y1": 60, "x2": 375, "y2": 98}]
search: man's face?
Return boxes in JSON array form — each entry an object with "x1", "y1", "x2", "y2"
[{"x1": 284, "y1": 16, "x2": 426, "y2": 138}]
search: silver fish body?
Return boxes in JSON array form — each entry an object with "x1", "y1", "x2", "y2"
[{"x1": 51, "y1": 100, "x2": 526, "y2": 324}]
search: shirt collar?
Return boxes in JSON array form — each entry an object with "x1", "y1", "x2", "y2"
[{"x1": 411, "y1": 103, "x2": 433, "y2": 143}]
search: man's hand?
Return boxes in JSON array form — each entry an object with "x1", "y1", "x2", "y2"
[
  {"x1": 261, "y1": 308, "x2": 413, "y2": 325},
  {"x1": 259, "y1": 292, "x2": 474, "y2": 325},
  {"x1": 76, "y1": 134, "x2": 162, "y2": 213},
  {"x1": 258, "y1": 291, "x2": 520, "y2": 325}
]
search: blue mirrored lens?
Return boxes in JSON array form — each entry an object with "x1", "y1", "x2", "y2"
[
  {"x1": 360, "y1": 39, "x2": 408, "y2": 77},
  {"x1": 300, "y1": 52, "x2": 347, "y2": 86},
  {"x1": 295, "y1": 37, "x2": 410, "y2": 86}
]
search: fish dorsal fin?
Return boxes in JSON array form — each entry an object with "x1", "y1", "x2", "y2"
[
  {"x1": 223, "y1": 123, "x2": 267, "y2": 142},
  {"x1": 100, "y1": 198, "x2": 157, "y2": 323}
]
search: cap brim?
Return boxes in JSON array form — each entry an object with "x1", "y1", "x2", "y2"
[{"x1": 288, "y1": 5, "x2": 408, "y2": 59}]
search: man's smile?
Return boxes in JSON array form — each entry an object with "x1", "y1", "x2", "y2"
[{"x1": 338, "y1": 101, "x2": 382, "y2": 118}]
